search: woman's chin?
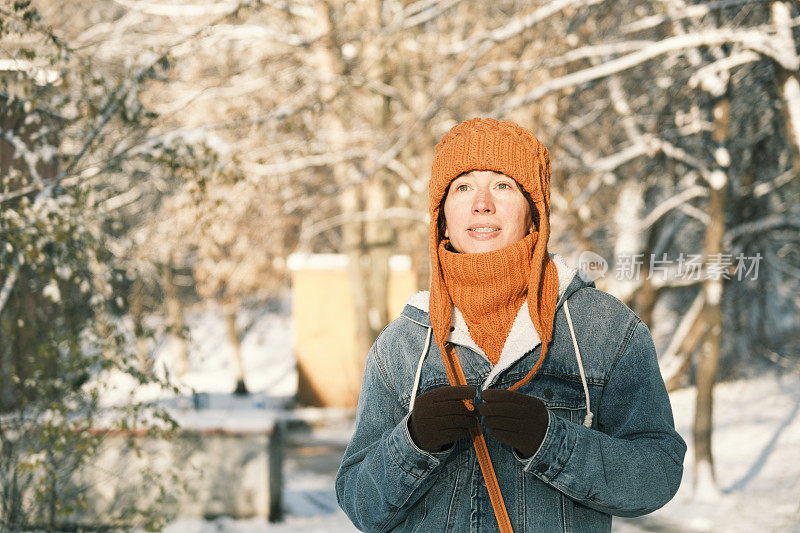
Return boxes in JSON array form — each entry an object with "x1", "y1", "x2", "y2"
[{"x1": 463, "y1": 241, "x2": 507, "y2": 254}]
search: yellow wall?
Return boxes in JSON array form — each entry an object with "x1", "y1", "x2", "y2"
[{"x1": 291, "y1": 262, "x2": 417, "y2": 407}]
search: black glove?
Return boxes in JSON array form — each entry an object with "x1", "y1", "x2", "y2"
[
  {"x1": 408, "y1": 385, "x2": 477, "y2": 453},
  {"x1": 477, "y1": 388, "x2": 549, "y2": 458}
]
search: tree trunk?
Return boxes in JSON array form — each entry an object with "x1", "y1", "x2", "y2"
[
  {"x1": 342, "y1": 186, "x2": 371, "y2": 371},
  {"x1": 365, "y1": 177, "x2": 392, "y2": 339},
  {"x1": 771, "y1": 1, "x2": 800, "y2": 172},
  {"x1": 362, "y1": 1, "x2": 394, "y2": 348},
  {"x1": 163, "y1": 260, "x2": 189, "y2": 377},
  {"x1": 611, "y1": 180, "x2": 646, "y2": 305},
  {"x1": 46, "y1": 448, "x2": 56, "y2": 530},
  {"x1": 663, "y1": 294, "x2": 708, "y2": 392},
  {"x1": 411, "y1": 140, "x2": 436, "y2": 294},
  {"x1": 694, "y1": 93, "x2": 730, "y2": 496},
  {"x1": 0, "y1": 316, "x2": 12, "y2": 410},
  {"x1": 311, "y1": 2, "x2": 366, "y2": 403},
  {"x1": 225, "y1": 302, "x2": 248, "y2": 395},
  {"x1": 130, "y1": 276, "x2": 151, "y2": 373},
  {"x1": 635, "y1": 267, "x2": 657, "y2": 327}
]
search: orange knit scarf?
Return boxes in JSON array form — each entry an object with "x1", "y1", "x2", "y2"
[{"x1": 439, "y1": 232, "x2": 536, "y2": 365}]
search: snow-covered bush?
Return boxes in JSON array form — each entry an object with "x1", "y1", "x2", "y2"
[{"x1": 0, "y1": 2, "x2": 186, "y2": 529}]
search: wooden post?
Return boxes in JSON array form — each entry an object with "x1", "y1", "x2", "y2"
[
  {"x1": 224, "y1": 302, "x2": 249, "y2": 395},
  {"x1": 163, "y1": 259, "x2": 189, "y2": 377},
  {"x1": 268, "y1": 419, "x2": 285, "y2": 522}
]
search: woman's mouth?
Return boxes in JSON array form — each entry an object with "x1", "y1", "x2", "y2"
[{"x1": 468, "y1": 227, "x2": 501, "y2": 239}]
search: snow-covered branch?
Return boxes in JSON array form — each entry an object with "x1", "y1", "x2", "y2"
[
  {"x1": 241, "y1": 149, "x2": 371, "y2": 178},
  {"x1": 475, "y1": 41, "x2": 654, "y2": 75},
  {"x1": 386, "y1": 0, "x2": 465, "y2": 32},
  {"x1": 386, "y1": 158, "x2": 426, "y2": 193},
  {"x1": 169, "y1": 23, "x2": 316, "y2": 56},
  {"x1": 607, "y1": 74, "x2": 640, "y2": 141},
  {"x1": 766, "y1": 248, "x2": 800, "y2": 280},
  {"x1": 366, "y1": 39, "x2": 495, "y2": 178},
  {"x1": 0, "y1": 260, "x2": 19, "y2": 318},
  {"x1": 566, "y1": 133, "x2": 714, "y2": 211},
  {"x1": 111, "y1": 0, "x2": 242, "y2": 18},
  {"x1": 657, "y1": 140, "x2": 713, "y2": 178},
  {"x1": 0, "y1": 128, "x2": 45, "y2": 185},
  {"x1": 753, "y1": 168, "x2": 795, "y2": 198},
  {"x1": 0, "y1": 59, "x2": 60, "y2": 85},
  {"x1": 591, "y1": 139, "x2": 656, "y2": 173},
  {"x1": 676, "y1": 203, "x2": 712, "y2": 226},
  {"x1": 298, "y1": 207, "x2": 428, "y2": 244},
  {"x1": 111, "y1": 0, "x2": 315, "y2": 18},
  {"x1": 160, "y1": 109, "x2": 304, "y2": 147},
  {"x1": 688, "y1": 51, "x2": 761, "y2": 90},
  {"x1": 778, "y1": 74, "x2": 800, "y2": 156},
  {"x1": 492, "y1": 26, "x2": 800, "y2": 115},
  {"x1": 620, "y1": 0, "x2": 775, "y2": 34},
  {"x1": 723, "y1": 211, "x2": 800, "y2": 248},
  {"x1": 397, "y1": 0, "x2": 454, "y2": 20},
  {"x1": 152, "y1": 72, "x2": 300, "y2": 115},
  {"x1": 99, "y1": 185, "x2": 145, "y2": 213},
  {"x1": 637, "y1": 185, "x2": 709, "y2": 231},
  {"x1": 0, "y1": 183, "x2": 40, "y2": 203},
  {"x1": 442, "y1": 0, "x2": 606, "y2": 55}
]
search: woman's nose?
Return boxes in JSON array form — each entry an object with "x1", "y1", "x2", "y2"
[{"x1": 472, "y1": 190, "x2": 495, "y2": 213}]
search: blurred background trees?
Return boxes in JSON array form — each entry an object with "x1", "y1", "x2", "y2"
[{"x1": 1, "y1": 0, "x2": 798, "y2": 523}]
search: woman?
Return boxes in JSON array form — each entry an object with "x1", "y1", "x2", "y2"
[{"x1": 335, "y1": 118, "x2": 686, "y2": 532}]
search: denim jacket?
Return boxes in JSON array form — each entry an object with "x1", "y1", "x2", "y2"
[{"x1": 336, "y1": 253, "x2": 686, "y2": 532}]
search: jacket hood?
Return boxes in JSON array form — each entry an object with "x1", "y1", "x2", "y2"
[{"x1": 402, "y1": 252, "x2": 595, "y2": 390}]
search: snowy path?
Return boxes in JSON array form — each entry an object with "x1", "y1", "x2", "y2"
[{"x1": 162, "y1": 371, "x2": 800, "y2": 532}]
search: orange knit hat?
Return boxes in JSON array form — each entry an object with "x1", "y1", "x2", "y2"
[{"x1": 429, "y1": 118, "x2": 559, "y2": 390}]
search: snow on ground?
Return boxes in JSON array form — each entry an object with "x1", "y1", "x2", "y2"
[
  {"x1": 166, "y1": 372, "x2": 800, "y2": 532},
  {"x1": 119, "y1": 305, "x2": 799, "y2": 531},
  {"x1": 99, "y1": 303, "x2": 297, "y2": 413},
  {"x1": 615, "y1": 371, "x2": 800, "y2": 532},
  {"x1": 174, "y1": 374, "x2": 800, "y2": 532}
]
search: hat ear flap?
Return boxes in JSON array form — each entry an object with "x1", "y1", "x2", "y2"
[
  {"x1": 428, "y1": 203, "x2": 453, "y2": 353},
  {"x1": 538, "y1": 144, "x2": 551, "y2": 208}
]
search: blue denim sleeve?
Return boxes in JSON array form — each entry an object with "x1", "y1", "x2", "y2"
[
  {"x1": 335, "y1": 339, "x2": 455, "y2": 532},
  {"x1": 515, "y1": 318, "x2": 687, "y2": 517}
]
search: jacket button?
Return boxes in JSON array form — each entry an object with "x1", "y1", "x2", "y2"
[
  {"x1": 543, "y1": 388, "x2": 554, "y2": 400},
  {"x1": 416, "y1": 460, "x2": 427, "y2": 470},
  {"x1": 534, "y1": 463, "x2": 548, "y2": 474}
]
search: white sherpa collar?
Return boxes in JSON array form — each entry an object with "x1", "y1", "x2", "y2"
[{"x1": 405, "y1": 252, "x2": 580, "y2": 389}]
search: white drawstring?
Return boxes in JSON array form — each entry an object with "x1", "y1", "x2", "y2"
[
  {"x1": 564, "y1": 300, "x2": 593, "y2": 428},
  {"x1": 409, "y1": 304, "x2": 592, "y2": 428},
  {"x1": 409, "y1": 327, "x2": 432, "y2": 413}
]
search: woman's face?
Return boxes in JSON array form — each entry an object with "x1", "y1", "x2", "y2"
[{"x1": 443, "y1": 170, "x2": 533, "y2": 254}]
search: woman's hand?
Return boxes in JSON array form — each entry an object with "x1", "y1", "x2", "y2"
[
  {"x1": 409, "y1": 385, "x2": 477, "y2": 453},
  {"x1": 477, "y1": 388, "x2": 549, "y2": 458}
]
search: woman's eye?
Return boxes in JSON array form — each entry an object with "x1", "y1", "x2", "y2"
[
  {"x1": 456, "y1": 184, "x2": 469, "y2": 191},
  {"x1": 497, "y1": 182, "x2": 511, "y2": 189}
]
